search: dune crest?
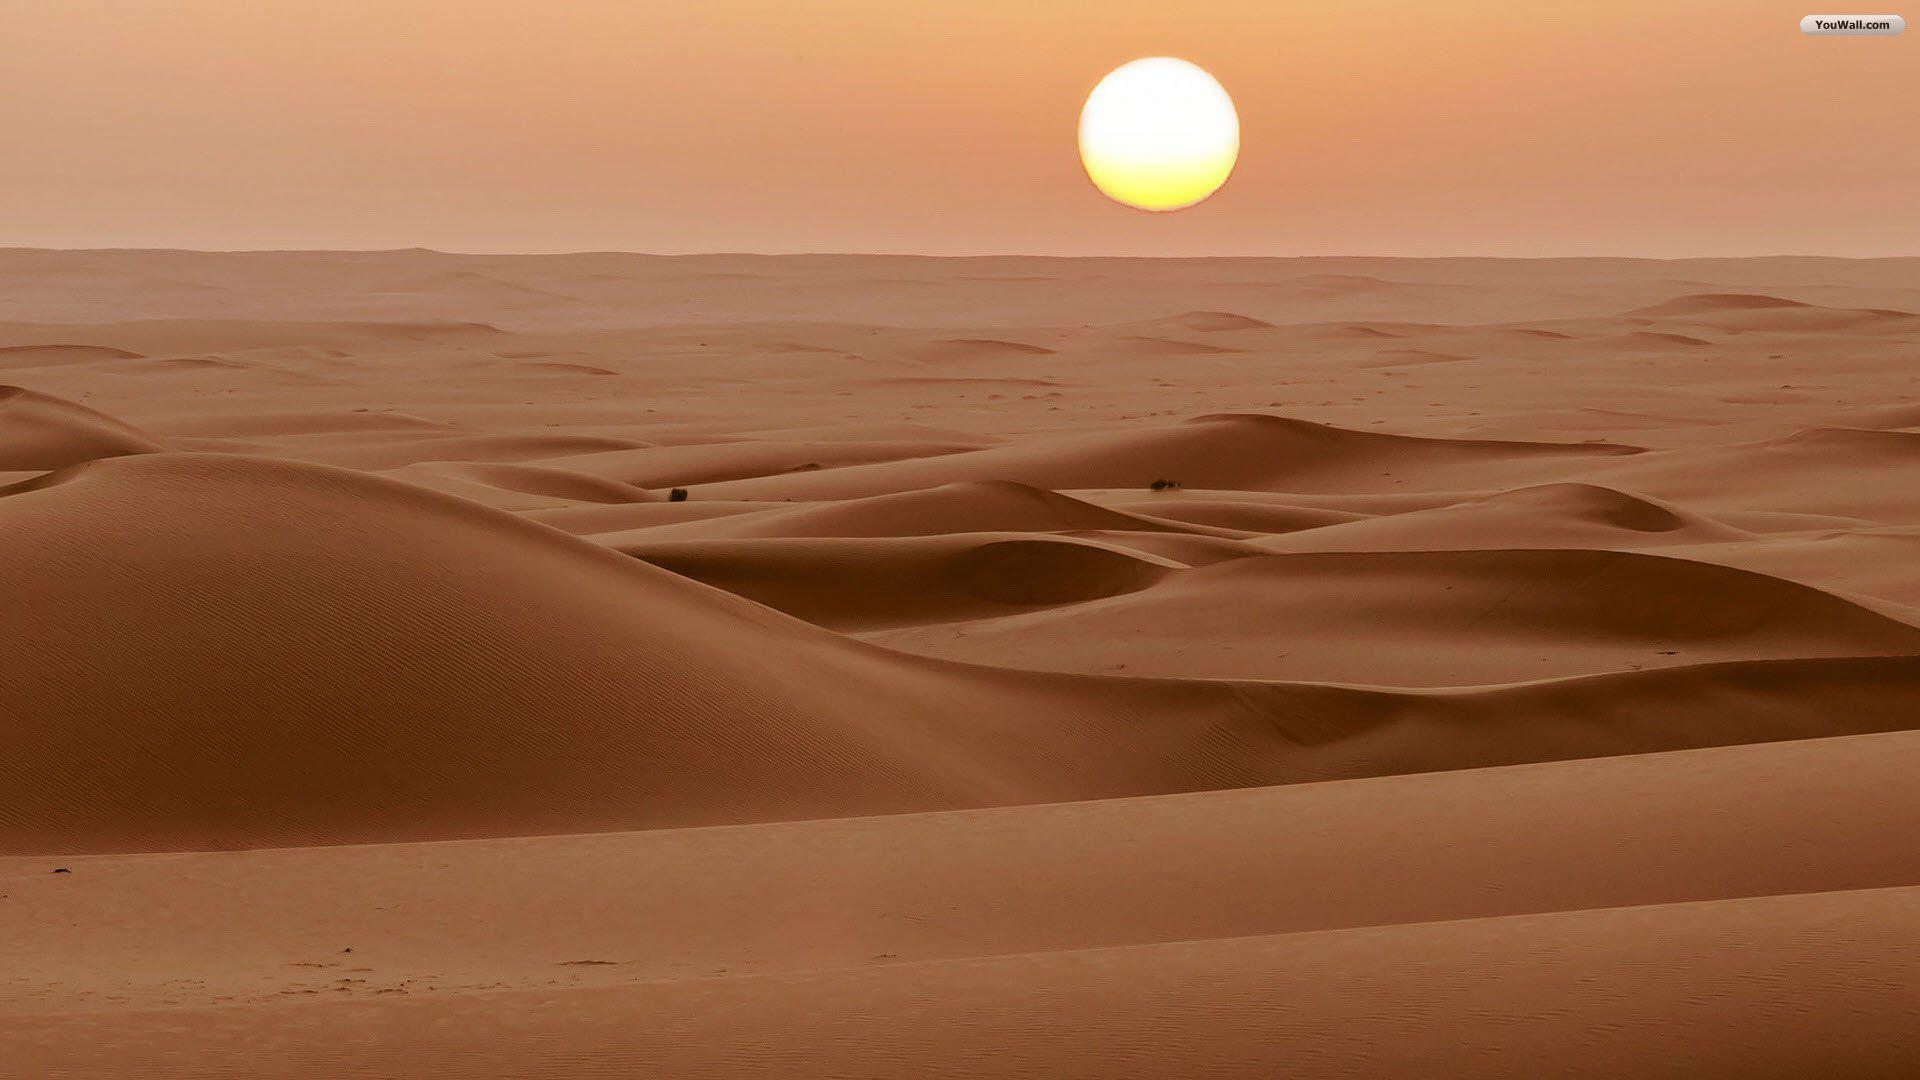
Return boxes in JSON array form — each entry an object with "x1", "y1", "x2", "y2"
[
  {"x1": 1257, "y1": 482, "x2": 1748, "y2": 552},
  {"x1": 866, "y1": 546, "x2": 1920, "y2": 684},
  {"x1": 626, "y1": 479, "x2": 1239, "y2": 541},
  {"x1": 617, "y1": 533, "x2": 1180, "y2": 629},
  {"x1": 0, "y1": 343, "x2": 145, "y2": 368},
  {"x1": 696, "y1": 412, "x2": 1643, "y2": 501},
  {"x1": 1631, "y1": 292, "x2": 1812, "y2": 315},
  {"x1": 0, "y1": 385, "x2": 162, "y2": 469}
]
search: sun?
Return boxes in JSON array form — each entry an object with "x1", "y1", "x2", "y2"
[{"x1": 1078, "y1": 58, "x2": 1239, "y2": 213}]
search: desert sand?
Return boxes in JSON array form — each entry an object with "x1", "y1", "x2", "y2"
[{"x1": 3, "y1": 249, "x2": 1918, "y2": 1075}]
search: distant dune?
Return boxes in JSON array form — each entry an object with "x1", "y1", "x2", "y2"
[
  {"x1": 0, "y1": 343, "x2": 145, "y2": 369},
  {"x1": 1628, "y1": 292, "x2": 1920, "y2": 334}
]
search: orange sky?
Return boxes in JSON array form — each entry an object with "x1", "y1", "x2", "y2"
[{"x1": 2, "y1": 1, "x2": 1913, "y2": 255}]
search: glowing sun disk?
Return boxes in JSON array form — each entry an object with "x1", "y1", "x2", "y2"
[{"x1": 1079, "y1": 57, "x2": 1239, "y2": 212}]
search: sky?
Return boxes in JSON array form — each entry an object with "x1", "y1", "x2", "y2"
[{"x1": 2, "y1": 1, "x2": 1914, "y2": 256}]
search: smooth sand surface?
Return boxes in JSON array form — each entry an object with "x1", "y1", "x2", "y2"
[{"x1": 2, "y1": 251, "x2": 1917, "y2": 1075}]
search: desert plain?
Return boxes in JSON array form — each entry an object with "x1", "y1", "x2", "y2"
[{"x1": 2, "y1": 249, "x2": 1919, "y2": 1076}]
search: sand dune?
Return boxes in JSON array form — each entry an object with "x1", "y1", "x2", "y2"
[
  {"x1": 1630, "y1": 292, "x2": 1920, "y2": 333},
  {"x1": 11, "y1": 454, "x2": 1917, "y2": 855},
  {"x1": 744, "y1": 419, "x2": 1006, "y2": 444},
  {"x1": 282, "y1": 431, "x2": 653, "y2": 470},
  {"x1": 0, "y1": 316, "x2": 505, "y2": 356},
  {"x1": 1602, "y1": 329, "x2": 1715, "y2": 349},
  {"x1": 1058, "y1": 528, "x2": 1274, "y2": 566},
  {"x1": 1665, "y1": 527, "x2": 1920, "y2": 609},
  {"x1": 616, "y1": 532, "x2": 1180, "y2": 629},
  {"x1": 0, "y1": 342, "x2": 145, "y2": 369},
  {"x1": 140, "y1": 407, "x2": 454, "y2": 437},
  {"x1": 1828, "y1": 403, "x2": 1920, "y2": 431},
  {"x1": 1103, "y1": 496, "x2": 1365, "y2": 533},
  {"x1": 1106, "y1": 333, "x2": 1249, "y2": 355},
  {"x1": 696, "y1": 413, "x2": 1642, "y2": 500},
  {"x1": 3, "y1": 452, "x2": 1253, "y2": 851},
  {"x1": 1631, "y1": 291, "x2": 1816, "y2": 315},
  {"x1": 1360, "y1": 346, "x2": 1471, "y2": 366},
  {"x1": 867, "y1": 547, "x2": 1920, "y2": 683},
  {"x1": 1112, "y1": 309, "x2": 1278, "y2": 333},
  {"x1": 6, "y1": 730, "x2": 1912, "y2": 1010},
  {"x1": 0, "y1": 385, "x2": 162, "y2": 469},
  {"x1": 387, "y1": 460, "x2": 657, "y2": 509},
  {"x1": 0, "y1": 451, "x2": 1436, "y2": 852},
  {"x1": 1255, "y1": 482, "x2": 1747, "y2": 551},
  {"x1": 535, "y1": 436, "x2": 984, "y2": 488},
  {"x1": 524, "y1": 498, "x2": 778, "y2": 535},
  {"x1": 617, "y1": 479, "x2": 1239, "y2": 540},
  {"x1": 1583, "y1": 426, "x2": 1920, "y2": 520},
  {"x1": 915, "y1": 336, "x2": 1058, "y2": 360},
  {"x1": 3, "y1": 251, "x2": 1918, "y2": 1073},
  {"x1": 13, "y1": 887, "x2": 1917, "y2": 1077},
  {"x1": 8, "y1": 731, "x2": 1920, "y2": 1074}
]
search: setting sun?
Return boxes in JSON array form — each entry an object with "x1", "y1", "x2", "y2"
[{"x1": 1078, "y1": 57, "x2": 1239, "y2": 212}]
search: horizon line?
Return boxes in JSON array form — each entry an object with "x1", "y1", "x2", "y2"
[{"x1": 5, "y1": 246, "x2": 1919, "y2": 262}]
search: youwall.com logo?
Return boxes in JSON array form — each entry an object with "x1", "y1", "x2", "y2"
[{"x1": 1800, "y1": 13, "x2": 1906, "y2": 33}]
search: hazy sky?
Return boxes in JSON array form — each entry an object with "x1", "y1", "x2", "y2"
[{"x1": 3, "y1": 1, "x2": 1913, "y2": 255}]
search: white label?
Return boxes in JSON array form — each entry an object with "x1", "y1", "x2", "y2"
[{"x1": 1801, "y1": 13, "x2": 1906, "y2": 33}]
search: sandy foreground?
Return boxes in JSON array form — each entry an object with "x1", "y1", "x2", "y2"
[{"x1": 2, "y1": 250, "x2": 1918, "y2": 1075}]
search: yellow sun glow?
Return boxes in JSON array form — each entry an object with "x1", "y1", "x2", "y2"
[{"x1": 1079, "y1": 58, "x2": 1239, "y2": 213}]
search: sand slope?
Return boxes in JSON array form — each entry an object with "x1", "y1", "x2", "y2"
[
  {"x1": 0, "y1": 453, "x2": 1303, "y2": 851},
  {"x1": 5, "y1": 729, "x2": 1913, "y2": 1007},
  {"x1": 1253, "y1": 482, "x2": 1748, "y2": 551},
  {"x1": 615, "y1": 532, "x2": 1183, "y2": 629},
  {"x1": 866, "y1": 548, "x2": 1920, "y2": 683},
  {"x1": 610, "y1": 478, "x2": 1238, "y2": 540},
  {"x1": 24, "y1": 887, "x2": 1908, "y2": 1080},
  {"x1": 694, "y1": 414, "x2": 1643, "y2": 500},
  {"x1": 10, "y1": 731, "x2": 1920, "y2": 1075},
  {"x1": 0, "y1": 385, "x2": 161, "y2": 469}
]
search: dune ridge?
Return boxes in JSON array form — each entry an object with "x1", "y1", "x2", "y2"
[
  {"x1": 866, "y1": 546, "x2": 1920, "y2": 683},
  {"x1": 614, "y1": 478, "x2": 1244, "y2": 541},
  {"x1": 1253, "y1": 481, "x2": 1748, "y2": 551},
  {"x1": 0, "y1": 384, "x2": 163, "y2": 469},
  {"x1": 615, "y1": 533, "x2": 1183, "y2": 629},
  {"x1": 695, "y1": 412, "x2": 1644, "y2": 500}
]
